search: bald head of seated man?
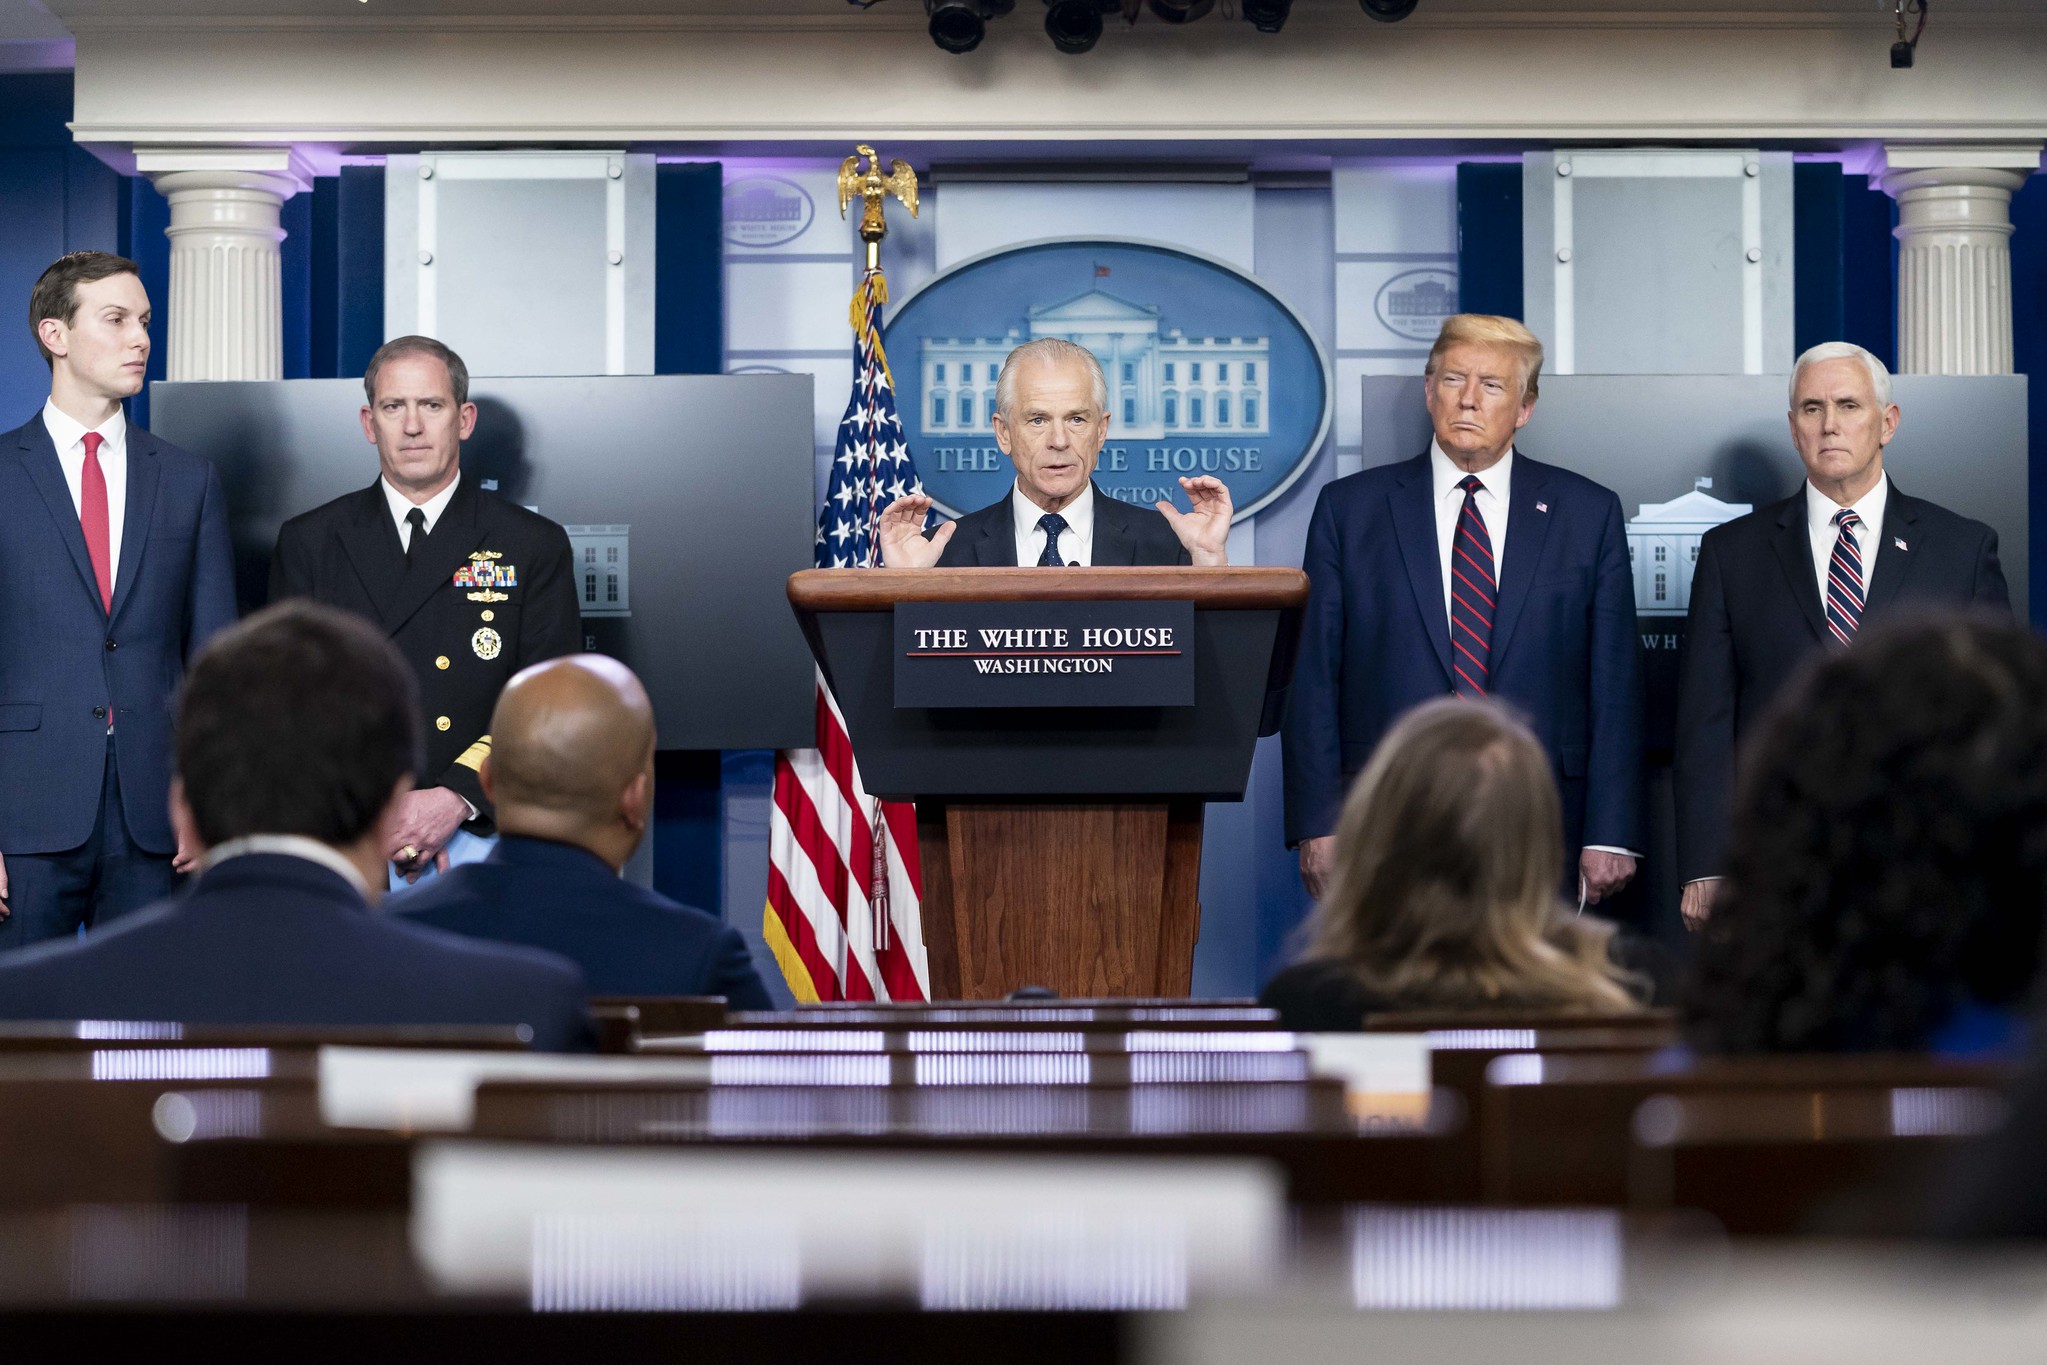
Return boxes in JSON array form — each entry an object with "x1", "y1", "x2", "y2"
[
  {"x1": 388, "y1": 655, "x2": 775, "y2": 1008},
  {"x1": 486, "y1": 654, "x2": 657, "y2": 873}
]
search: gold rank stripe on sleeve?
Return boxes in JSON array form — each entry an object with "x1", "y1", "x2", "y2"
[{"x1": 453, "y1": 736, "x2": 493, "y2": 773}]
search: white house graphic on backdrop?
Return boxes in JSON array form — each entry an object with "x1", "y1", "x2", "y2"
[
  {"x1": 1627, "y1": 484, "x2": 1750, "y2": 615},
  {"x1": 919, "y1": 288, "x2": 1271, "y2": 440},
  {"x1": 565, "y1": 525, "x2": 631, "y2": 617}
]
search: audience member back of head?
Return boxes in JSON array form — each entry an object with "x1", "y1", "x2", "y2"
[
  {"x1": 1260, "y1": 697, "x2": 1648, "y2": 1031},
  {"x1": 389, "y1": 654, "x2": 773, "y2": 1006},
  {"x1": 1686, "y1": 615, "x2": 2047, "y2": 1057},
  {"x1": 0, "y1": 601, "x2": 594, "y2": 1050}
]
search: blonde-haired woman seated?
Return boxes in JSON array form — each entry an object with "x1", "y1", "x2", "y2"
[{"x1": 1261, "y1": 697, "x2": 1649, "y2": 1031}]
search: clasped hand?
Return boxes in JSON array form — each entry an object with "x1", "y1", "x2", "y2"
[{"x1": 385, "y1": 786, "x2": 471, "y2": 883}]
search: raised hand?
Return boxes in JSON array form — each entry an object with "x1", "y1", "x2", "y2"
[
  {"x1": 876, "y1": 493, "x2": 956, "y2": 569},
  {"x1": 1155, "y1": 475, "x2": 1232, "y2": 567}
]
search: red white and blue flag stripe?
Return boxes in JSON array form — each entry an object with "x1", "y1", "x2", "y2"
[{"x1": 763, "y1": 269, "x2": 931, "y2": 1003}]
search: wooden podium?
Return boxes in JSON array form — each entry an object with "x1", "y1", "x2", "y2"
[{"x1": 787, "y1": 567, "x2": 1307, "y2": 1000}]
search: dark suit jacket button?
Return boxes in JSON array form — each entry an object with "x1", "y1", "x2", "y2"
[
  {"x1": 104, "y1": 639, "x2": 117, "y2": 651},
  {"x1": 92, "y1": 706, "x2": 106, "y2": 720}
]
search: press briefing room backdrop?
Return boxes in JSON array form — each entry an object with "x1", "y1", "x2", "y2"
[{"x1": 0, "y1": 1, "x2": 2043, "y2": 1004}]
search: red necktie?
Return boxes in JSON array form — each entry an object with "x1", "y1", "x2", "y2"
[{"x1": 80, "y1": 430, "x2": 113, "y2": 614}]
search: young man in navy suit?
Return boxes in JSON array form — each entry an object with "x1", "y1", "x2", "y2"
[
  {"x1": 1284, "y1": 314, "x2": 1644, "y2": 904},
  {"x1": 875, "y1": 338, "x2": 1234, "y2": 569},
  {"x1": 0, "y1": 252, "x2": 237, "y2": 946},
  {"x1": 390, "y1": 654, "x2": 774, "y2": 1007},
  {"x1": 0, "y1": 602, "x2": 592, "y2": 1049},
  {"x1": 1675, "y1": 342, "x2": 2010, "y2": 927}
]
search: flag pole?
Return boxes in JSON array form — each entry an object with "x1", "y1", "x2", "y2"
[{"x1": 837, "y1": 145, "x2": 920, "y2": 954}]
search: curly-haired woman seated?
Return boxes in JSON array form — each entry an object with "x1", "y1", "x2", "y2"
[
  {"x1": 1260, "y1": 698, "x2": 1648, "y2": 1031},
  {"x1": 1686, "y1": 616, "x2": 2047, "y2": 1057}
]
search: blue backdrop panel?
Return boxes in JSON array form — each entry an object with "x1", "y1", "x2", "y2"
[
  {"x1": 656, "y1": 162, "x2": 724, "y2": 375},
  {"x1": 308, "y1": 176, "x2": 340, "y2": 380},
  {"x1": 2014, "y1": 174, "x2": 2047, "y2": 623},
  {"x1": 0, "y1": 74, "x2": 121, "y2": 425},
  {"x1": 1792, "y1": 162, "x2": 1846, "y2": 354},
  {"x1": 1841, "y1": 173, "x2": 1899, "y2": 372},
  {"x1": 337, "y1": 165, "x2": 384, "y2": 380},
  {"x1": 114, "y1": 176, "x2": 169, "y2": 430},
  {"x1": 281, "y1": 190, "x2": 312, "y2": 381},
  {"x1": 1456, "y1": 163, "x2": 1523, "y2": 320}
]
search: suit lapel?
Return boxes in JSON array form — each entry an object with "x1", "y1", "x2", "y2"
[
  {"x1": 107, "y1": 431, "x2": 160, "y2": 627},
  {"x1": 337, "y1": 481, "x2": 409, "y2": 625},
  {"x1": 380, "y1": 478, "x2": 491, "y2": 635},
  {"x1": 1488, "y1": 455, "x2": 1552, "y2": 666},
  {"x1": 973, "y1": 492, "x2": 1019, "y2": 567},
  {"x1": 1090, "y1": 485, "x2": 1139, "y2": 567},
  {"x1": 1863, "y1": 484, "x2": 1920, "y2": 618},
  {"x1": 1771, "y1": 489, "x2": 1828, "y2": 643},
  {"x1": 1388, "y1": 455, "x2": 1454, "y2": 683},
  {"x1": 16, "y1": 421, "x2": 105, "y2": 617}
]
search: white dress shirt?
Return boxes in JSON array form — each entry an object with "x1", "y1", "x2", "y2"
[
  {"x1": 1012, "y1": 480, "x2": 1095, "y2": 567},
  {"x1": 201, "y1": 833, "x2": 371, "y2": 899},
  {"x1": 1430, "y1": 439, "x2": 1510, "y2": 624},
  {"x1": 43, "y1": 399, "x2": 128, "y2": 592},
  {"x1": 1806, "y1": 472, "x2": 1887, "y2": 608},
  {"x1": 382, "y1": 472, "x2": 461, "y2": 551},
  {"x1": 1429, "y1": 441, "x2": 1634, "y2": 867}
]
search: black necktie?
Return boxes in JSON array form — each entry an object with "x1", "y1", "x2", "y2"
[
  {"x1": 405, "y1": 507, "x2": 427, "y2": 567},
  {"x1": 1037, "y1": 513, "x2": 1070, "y2": 567}
]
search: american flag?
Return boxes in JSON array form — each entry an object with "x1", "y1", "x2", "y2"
[{"x1": 762, "y1": 268, "x2": 931, "y2": 1003}]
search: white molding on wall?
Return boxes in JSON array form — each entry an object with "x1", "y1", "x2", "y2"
[{"x1": 61, "y1": 11, "x2": 2047, "y2": 151}]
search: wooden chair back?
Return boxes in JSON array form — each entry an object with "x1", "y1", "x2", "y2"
[{"x1": 1627, "y1": 1081, "x2": 2006, "y2": 1234}]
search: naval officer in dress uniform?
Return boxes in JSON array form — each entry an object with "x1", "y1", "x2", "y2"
[{"x1": 269, "y1": 336, "x2": 581, "y2": 884}]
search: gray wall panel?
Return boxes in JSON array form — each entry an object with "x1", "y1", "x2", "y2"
[{"x1": 151, "y1": 374, "x2": 819, "y2": 752}]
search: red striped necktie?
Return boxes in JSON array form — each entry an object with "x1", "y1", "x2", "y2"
[
  {"x1": 1824, "y1": 508, "x2": 1864, "y2": 646},
  {"x1": 1450, "y1": 474, "x2": 1496, "y2": 697},
  {"x1": 80, "y1": 430, "x2": 113, "y2": 614}
]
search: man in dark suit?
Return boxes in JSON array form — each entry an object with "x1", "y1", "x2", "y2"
[
  {"x1": 391, "y1": 654, "x2": 774, "y2": 1006},
  {"x1": 0, "y1": 251, "x2": 237, "y2": 947},
  {"x1": 1675, "y1": 342, "x2": 2010, "y2": 926},
  {"x1": 875, "y1": 338, "x2": 1233, "y2": 568},
  {"x1": 1284, "y1": 314, "x2": 1644, "y2": 904},
  {"x1": 270, "y1": 336, "x2": 581, "y2": 886},
  {"x1": 0, "y1": 602, "x2": 592, "y2": 1049}
]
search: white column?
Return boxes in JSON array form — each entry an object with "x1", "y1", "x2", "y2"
[
  {"x1": 134, "y1": 148, "x2": 312, "y2": 381},
  {"x1": 1879, "y1": 144, "x2": 2043, "y2": 375}
]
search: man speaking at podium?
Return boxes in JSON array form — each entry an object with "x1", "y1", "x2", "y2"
[{"x1": 876, "y1": 338, "x2": 1232, "y2": 568}]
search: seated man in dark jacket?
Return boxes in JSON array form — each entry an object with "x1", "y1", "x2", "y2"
[
  {"x1": 390, "y1": 654, "x2": 774, "y2": 1008},
  {"x1": 0, "y1": 602, "x2": 593, "y2": 1050}
]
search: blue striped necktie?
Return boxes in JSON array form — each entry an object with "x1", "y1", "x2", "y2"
[
  {"x1": 1824, "y1": 508, "x2": 1864, "y2": 646},
  {"x1": 1449, "y1": 474, "x2": 1496, "y2": 697}
]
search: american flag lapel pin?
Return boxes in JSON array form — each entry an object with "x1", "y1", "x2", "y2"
[
  {"x1": 1895, "y1": 537, "x2": 1908, "y2": 551},
  {"x1": 1536, "y1": 501, "x2": 1549, "y2": 513}
]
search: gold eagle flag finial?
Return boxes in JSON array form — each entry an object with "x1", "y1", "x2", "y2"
[{"x1": 838, "y1": 144, "x2": 919, "y2": 272}]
